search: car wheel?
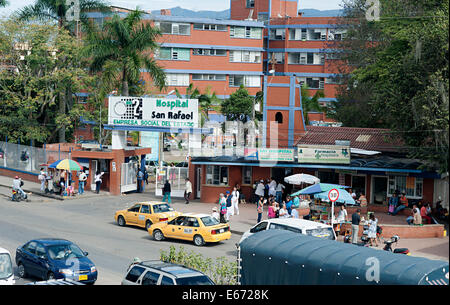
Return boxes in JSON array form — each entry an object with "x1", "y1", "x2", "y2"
[
  {"x1": 118, "y1": 216, "x2": 126, "y2": 227},
  {"x1": 145, "y1": 220, "x2": 153, "y2": 231},
  {"x1": 153, "y1": 229, "x2": 164, "y2": 241},
  {"x1": 47, "y1": 272, "x2": 55, "y2": 280},
  {"x1": 193, "y1": 235, "x2": 205, "y2": 247},
  {"x1": 17, "y1": 262, "x2": 27, "y2": 278}
]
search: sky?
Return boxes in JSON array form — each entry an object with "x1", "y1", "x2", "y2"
[{"x1": 0, "y1": 0, "x2": 344, "y2": 16}]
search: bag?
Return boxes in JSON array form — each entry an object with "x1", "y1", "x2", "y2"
[
  {"x1": 226, "y1": 196, "x2": 232, "y2": 207},
  {"x1": 38, "y1": 174, "x2": 44, "y2": 181},
  {"x1": 388, "y1": 205, "x2": 395, "y2": 213}
]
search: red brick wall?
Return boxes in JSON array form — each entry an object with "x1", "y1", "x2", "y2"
[
  {"x1": 0, "y1": 168, "x2": 39, "y2": 184},
  {"x1": 340, "y1": 222, "x2": 445, "y2": 238}
]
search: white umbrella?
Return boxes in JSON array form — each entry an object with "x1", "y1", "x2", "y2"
[{"x1": 284, "y1": 173, "x2": 320, "y2": 185}]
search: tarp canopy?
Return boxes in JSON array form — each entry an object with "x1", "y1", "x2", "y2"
[
  {"x1": 239, "y1": 230, "x2": 449, "y2": 285},
  {"x1": 297, "y1": 183, "x2": 349, "y2": 195},
  {"x1": 284, "y1": 174, "x2": 320, "y2": 185},
  {"x1": 313, "y1": 188, "x2": 356, "y2": 205}
]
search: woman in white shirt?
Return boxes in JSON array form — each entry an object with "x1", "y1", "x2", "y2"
[
  {"x1": 278, "y1": 203, "x2": 290, "y2": 218},
  {"x1": 335, "y1": 205, "x2": 348, "y2": 223}
]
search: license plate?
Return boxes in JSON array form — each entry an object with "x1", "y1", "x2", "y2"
[
  {"x1": 219, "y1": 229, "x2": 224, "y2": 233},
  {"x1": 79, "y1": 275, "x2": 88, "y2": 281}
]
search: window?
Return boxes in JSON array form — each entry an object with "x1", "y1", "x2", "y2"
[
  {"x1": 229, "y1": 75, "x2": 261, "y2": 87},
  {"x1": 201, "y1": 216, "x2": 220, "y2": 226},
  {"x1": 193, "y1": 23, "x2": 227, "y2": 31},
  {"x1": 229, "y1": 51, "x2": 261, "y2": 63},
  {"x1": 125, "y1": 266, "x2": 145, "y2": 283},
  {"x1": 184, "y1": 217, "x2": 200, "y2": 227},
  {"x1": 161, "y1": 275, "x2": 175, "y2": 285},
  {"x1": 388, "y1": 176, "x2": 423, "y2": 198},
  {"x1": 269, "y1": 29, "x2": 285, "y2": 40},
  {"x1": 152, "y1": 204, "x2": 172, "y2": 213},
  {"x1": 192, "y1": 74, "x2": 226, "y2": 81},
  {"x1": 246, "y1": 0, "x2": 255, "y2": 8},
  {"x1": 35, "y1": 244, "x2": 47, "y2": 259},
  {"x1": 305, "y1": 228, "x2": 335, "y2": 240},
  {"x1": 328, "y1": 29, "x2": 347, "y2": 40},
  {"x1": 230, "y1": 26, "x2": 262, "y2": 39},
  {"x1": 250, "y1": 221, "x2": 268, "y2": 233},
  {"x1": 257, "y1": 13, "x2": 268, "y2": 22},
  {"x1": 25, "y1": 242, "x2": 37, "y2": 254},
  {"x1": 192, "y1": 49, "x2": 226, "y2": 56},
  {"x1": 156, "y1": 22, "x2": 190, "y2": 35},
  {"x1": 156, "y1": 47, "x2": 190, "y2": 61},
  {"x1": 304, "y1": 77, "x2": 324, "y2": 89},
  {"x1": 140, "y1": 205, "x2": 150, "y2": 214},
  {"x1": 141, "y1": 271, "x2": 160, "y2": 285},
  {"x1": 270, "y1": 52, "x2": 284, "y2": 64},
  {"x1": 242, "y1": 166, "x2": 252, "y2": 185},
  {"x1": 166, "y1": 74, "x2": 189, "y2": 86},
  {"x1": 206, "y1": 165, "x2": 228, "y2": 185},
  {"x1": 288, "y1": 52, "x2": 324, "y2": 65},
  {"x1": 175, "y1": 275, "x2": 214, "y2": 285},
  {"x1": 128, "y1": 204, "x2": 141, "y2": 213},
  {"x1": 275, "y1": 112, "x2": 283, "y2": 124},
  {"x1": 169, "y1": 216, "x2": 186, "y2": 226},
  {"x1": 269, "y1": 223, "x2": 302, "y2": 234}
]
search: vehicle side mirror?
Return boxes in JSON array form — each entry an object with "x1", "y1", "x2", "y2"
[{"x1": 84, "y1": 252, "x2": 89, "y2": 256}]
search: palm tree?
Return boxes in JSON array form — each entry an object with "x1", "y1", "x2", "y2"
[
  {"x1": 86, "y1": 8, "x2": 166, "y2": 96},
  {"x1": 0, "y1": 0, "x2": 9, "y2": 8},
  {"x1": 301, "y1": 85, "x2": 325, "y2": 125}
]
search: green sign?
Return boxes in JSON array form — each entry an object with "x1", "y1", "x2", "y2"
[
  {"x1": 258, "y1": 148, "x2": 295, "y2": 162},
  {"x1": 298, "y1": 145, "x2": 350, "y2": 164}
]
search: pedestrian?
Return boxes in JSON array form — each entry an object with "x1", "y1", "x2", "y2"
[
  {"x1": 255, "y1": 180, "x2": 265, "y2": 198},
  {"x1": 78, "y1": 170, "x2": 87, "y2": 195},
  {"x1": 358, "y1": 193, "x2": 367, "y2": 207},
  {"x1": 212, "y1": 207, "x2": 220, "y2": 222},
  {"x1": 285, "y1": 195, "x2": 293, "y2": 215},
  {"x1": 275, "y1": 181, "x2": 285, "y2": 204},
  {"x1": 264, "y1": 179, "x2": 270, "y2": 198},
  {"x1": 406, "y1": 205, "x2": 420, "y2": 225},
  {"x1": 38, "y1": 168, "x2": 47, "y2": 192},
  {"x1": 257, "y1": 196, "x2": 264, "y2": 223},
  {"x1": 94, "y1": 170, "x2": 104, "y2": 194},
  {"x1": 388, "y1": 193, "x2": 399, "y2": 215},
  {"x1": 162, "y1": 180, "x2": 171, "y2": 204},
  {"x1": 225, "y1": 191, "x2": 233, "y2": 221},
  {"x1": 232, "y1": 187, "x2": 240, "y2": 216},
  {"x1": 367, "y1": 213, "x2": 378, "y2": 247},
  {"x1": 392, "y1": 192, "x2": 408, "y2": 215},
  {"x1": 292, "y1": 194, "x2": 300, "y2": 209},
  {"x1": 351, "y1": 209, "x2": 361, "y2": 244},
  {"x1": 144, "y1": 167, "x2": 149, "y2": 185},
  {"x1": 268, "y1": 177, "x2": 277, "y2": 198},
  {"x1": 335, "y1": 205, "x2": 348, "y2": 223},
  {"x1": 219, "y1": 193, "x2": 227, "y2": 223},
  {"x1": 184, "y1": 178, "x2": 192, "y2": 204},
  {"x1": 278, "y1": 202, "x2": 289, "y2": 218},
  {"x1": 420, "y1": 203, "x2": 432, "y2": 224},
  {"x1": 137, "y1": 167, "x2": 144, "y2": 193},
  {"x1": 291, "y1": 207, "x2": 299, "y2": 218}
]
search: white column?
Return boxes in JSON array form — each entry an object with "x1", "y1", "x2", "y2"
[{"x1": 112, "y1": 130, "x2": 127, "y2": 150}]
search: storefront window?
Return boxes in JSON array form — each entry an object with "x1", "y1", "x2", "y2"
[
  {"x1": 206, "y1": 165, "x2": 229, "y2": 186},
  {"x1": 388, "y1": 176, "x2": 423, "y2": 198},
  {"x1": 242, "y1": 166, "x2": 252, "y2": 185}
]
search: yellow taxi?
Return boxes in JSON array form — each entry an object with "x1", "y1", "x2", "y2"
[
  {"x1": 114, "y1": 202, "x2": 181, "y2": 231},
  {"x1": 148, "y1": 213, "x2": 231, "y2": 246}
]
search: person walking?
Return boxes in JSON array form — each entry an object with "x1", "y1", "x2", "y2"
[
  {"x1": 257, "y1": 196, "x2": 264, "y2": 223},
  {"x1": 367, "y1": 213, "x2": 378, "y2": 247},
  {"x1": 225, "y1": 191, "x2": 233, "y2": 221},
  {"x1": 255, "y1": 180, "x2": 265, "y2": 199},
  {"x1": 219, "y1": 193, "x2": 227, "y2": 223},
  {"x1": 351, "y1": 209, "x2": 361, "y2": 244},
  {"x1": 94, "y1": 170, "x2": 104, "y2": 194},
  {"x1": 184, "y1": 178, "x2": 192, "y2": 204},
  {"x1": 78, "y1": 170, "x2": 87, "y2": 195},
  {"x1": 275, "y1": 181, "x2": 285, "y2": 204},
  {"x1": 39, "y1": 168, "x2": 47, "y2": 192},
  {"x1": 136, "y1": 167, "x2": 144, "y2": 193},
  {"x1": 232, "y1": 187, "x2": 240, "y2": 216},
  {"x1": 162, "y1": 180, "x2": 171, "y2": 204}
]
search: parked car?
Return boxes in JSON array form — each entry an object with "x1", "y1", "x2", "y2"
[
  {"x1": 238, "y1": 218, "x2": 336, "y2": 245},
  {"x1": 15, "y1": 239, "x2": 97, "y2": 284},
  {"x1": 115, "y1": 202, "x2": 182, "y2": 231},
  {"x1": 0, "y1": 247, "x2": 14, "y2": 285},
  {"x1": 148, "y1": 213, "x2": 231, "y2": 246},
  {"x1": 122, "y1": 260, "x2": 215, "y2": 285}
]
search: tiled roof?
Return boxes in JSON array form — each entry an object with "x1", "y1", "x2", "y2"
[{"x1": 296, "y1": 126, "x2": 405, "y2": 153}]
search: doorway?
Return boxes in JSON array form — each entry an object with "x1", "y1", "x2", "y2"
[
  {"x1": 196, "y1": 167, "x2": 201, "y2": 198},
  {"x1": 351, "y1": 175, "x2": 366, "y2": 197},
  {"x1": 372, "y1": 176, "x2": 387, "y2": 205}
]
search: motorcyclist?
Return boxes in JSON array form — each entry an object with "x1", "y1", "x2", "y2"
[{"x1": 12, "y1": 176, "x2": 26, "y2": 199}]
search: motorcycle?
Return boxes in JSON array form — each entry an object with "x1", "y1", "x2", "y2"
[
  {"x1": 383, "y1": 235, "x2": 410, "y2": 255},
  {"x1": 11, "y1": 189, "x2": 27, "y2": 202}
]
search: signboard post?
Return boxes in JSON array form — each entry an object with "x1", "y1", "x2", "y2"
[{"x1": 328, "y1": 188, "x2": 340, "y2": 228}]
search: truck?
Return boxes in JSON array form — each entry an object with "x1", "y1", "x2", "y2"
[{"x1": 237, "y1": 230, "x2": 449, "y2": 285}]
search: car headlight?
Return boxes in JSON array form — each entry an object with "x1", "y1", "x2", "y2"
[
  {"x1": 90, "y1": 266, "x2": 97, "y2": 273},
  {"x1": 59, "y1": 269, "x2": 74, "y2": 276}
]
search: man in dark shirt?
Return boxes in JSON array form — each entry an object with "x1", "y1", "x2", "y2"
[{"x1": 351, "y1": 209, "x2": 361, "y2": 244}]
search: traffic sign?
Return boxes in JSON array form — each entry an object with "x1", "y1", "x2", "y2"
[{"x1": 328, "y1": 188, "x2": 339, "y2": 202}]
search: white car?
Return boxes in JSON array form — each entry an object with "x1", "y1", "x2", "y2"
[
  {"x1": 238, "y1": 218, "x2": 336, "y2": 245},
  {"x1": 0, "y1": 247, "x2": 14, "y2": 285}
]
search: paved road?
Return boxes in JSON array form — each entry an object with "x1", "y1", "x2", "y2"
[{"x1": 0, "y1": 187, "x2": 240, "y2": 285}]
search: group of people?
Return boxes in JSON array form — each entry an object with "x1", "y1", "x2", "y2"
[
  {"x1": 350, "y1": 209, "x2": 380, "y2": 247},
  {"x1": 161, "y1": 177, "x2": 192, "y2": 205},
  {"x1": 216, "y1": 185, "x2": 242, "y2": 223},
  {"x1": 253, "y1": 178, "x2": 286, "y2": 204}
]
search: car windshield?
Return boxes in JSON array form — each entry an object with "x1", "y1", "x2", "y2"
[
  {"x1": 153, "y1": 204, "x2": 173, "y2": 213},
  {"x1": 176, "y1": 275, "x2": 214, "y2": 285},
  {"x1": 47, "y1": 244, "x2": 85, "y2": 260},
  {"x1": 201, "y1": 216, "x2": 220, "y2": 227},
  {"x1": 305, "y1": 228, "x2": 335, "y2": 240},
  {"x1": 0, "y1": 253, "x2": 13, "y2": 280}
]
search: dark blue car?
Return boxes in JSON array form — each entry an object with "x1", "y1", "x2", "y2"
[{"x1": 15, "y1": 238, "x2": 97, "y2": 284}]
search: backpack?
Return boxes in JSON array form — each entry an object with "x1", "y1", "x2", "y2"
[{"x1": 226, "y1": 196, "x2": 232, "y2": 207}]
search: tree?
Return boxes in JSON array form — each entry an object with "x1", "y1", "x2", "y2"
[
  {"x1": 15, "y1": 0, "x2": 111, "y2": 142},
  {"x1": 0, "y1": 19, "x2": 91, "y2": 144},
  {"x1": 300, "y1": 85, "x2": 325, "y2": 125},
  {"x1": 329, "y1": 0, "x2": 449, "y2": 173},
  {"x1": 85, "y1": 8, "x2": 166, "y2": 96},
  {"x1": 0, "y1": 0, "x2": 8, "y2": 8},
  {"x1": 221, "y1": 85, "x2": 254, "y2": 124}
]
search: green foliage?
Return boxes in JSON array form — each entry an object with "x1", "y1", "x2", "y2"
[
  {"x1": 221, "y1": 85, "x2": 254, "y2": 123},
  {"x1": 0, "y1": 0, "x2": 8, "y2": 8},
  {"x1": 160, "y1": 245, "x2": 238, "y2": 285},
  {"x1": 0, "y1": 19, "x2": 92, "y2": 144},
  {"x1": 301, "y1": 85, "x2": 325, "y2": 125},
  {"x1": 330, "y1": 0, "x2": 449, "y2": 173}
]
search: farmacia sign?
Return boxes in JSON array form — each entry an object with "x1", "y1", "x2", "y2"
[{"x1": 108, "y1": 97, "x2": 199, "y2": 128}]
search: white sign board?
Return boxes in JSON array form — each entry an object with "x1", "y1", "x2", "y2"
[
  {"x1": 298, "y1": 145, "x2": 350, "y2": 164},
  {"x1": 108, "y1": 97, "x2": 199, "y2": 129}
]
